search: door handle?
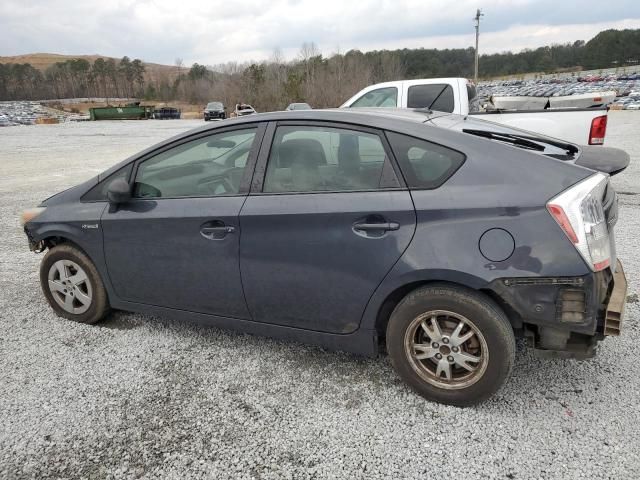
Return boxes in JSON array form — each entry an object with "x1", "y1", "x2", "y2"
[
  {"x1": 353, "y1": 222, "x2": 400, "y2": 232},
  {"x1": 200, "y1": 223, "x2": 235, "y2": 240}
]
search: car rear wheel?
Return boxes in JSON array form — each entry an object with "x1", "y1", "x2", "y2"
[
  {"x1": 40, "y1": 244, "x2": 110, "y2": 324},
  {"x1": 386, "y1": 284, "x2": 515, "y2": 406}
]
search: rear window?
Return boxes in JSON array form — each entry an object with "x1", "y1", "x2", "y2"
[
  {"x1": 386, "y1": 132, "x2": 465, "y2": 189},
  {"x1": 466, "y1": 83, "x2": 477, "y2": 102},
  {"x1": 466, "y1": 83, "x2": 479, "y2": 112},
  {"x1": 407, "y1": 84, "x2": 454, "y2": 112}
]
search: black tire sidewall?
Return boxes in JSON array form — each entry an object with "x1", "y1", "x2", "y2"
[
  {"x1": 40, "y1": 245, "x2": 109, "y2": 324},
  {"x1": 386, "y1": 285, "x2": 515, "y2": 407}
]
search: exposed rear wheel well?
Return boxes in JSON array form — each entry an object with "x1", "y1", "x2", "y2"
[{"x1": 375, "y1": 281, "x2": 517, "y2": 350}]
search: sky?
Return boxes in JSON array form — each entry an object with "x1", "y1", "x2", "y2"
[{"x1": 0, "y1": 0, "x2": 639, "y2": 66}]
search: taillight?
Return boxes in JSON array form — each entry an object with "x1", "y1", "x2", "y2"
[
  {"x1": 547, "y1": 205, "x2": 578, "y2": 243},
  {"x1": 589, "y1": 115, "x2": 607, "y2": 145},
  {"x1": 547, "y1": 173, "x2": 611, "y2": 272}
]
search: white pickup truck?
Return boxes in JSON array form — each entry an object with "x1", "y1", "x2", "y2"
[{"x1": 340, "y1": 78, "x2": 609, "y2": 146}]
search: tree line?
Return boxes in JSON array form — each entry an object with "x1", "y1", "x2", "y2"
[
  {"x1": 1, "y1": 28, "x2": 638, "y2": 108},
  {"x1": 0, "y1": 56, "x2": 146, "y2": 101}
]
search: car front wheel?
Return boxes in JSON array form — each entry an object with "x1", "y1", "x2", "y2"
[
  {"x1": 386, "y1": 284, "x2": 515, "y2": 407},
  {"x1": 40, "y1": 244, "x2": 110, "y2": 324}
]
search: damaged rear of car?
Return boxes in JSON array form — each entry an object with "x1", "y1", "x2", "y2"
[{"x1": 427, "y1": 113, "x2": 629, "y2": 358}]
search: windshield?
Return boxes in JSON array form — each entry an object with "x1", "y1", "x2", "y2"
[{"x1": 206, "y1": 102, "x2": 223, "y2": 109}]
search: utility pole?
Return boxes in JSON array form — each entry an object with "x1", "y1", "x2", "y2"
[{"x1": 474, "y1": 8, "x2": 484, "y2": 84}]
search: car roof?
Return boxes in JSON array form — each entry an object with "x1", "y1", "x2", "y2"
[
  {"x1": 97, "y1": 108, "x2": 457, "y2": 181},
  {"x1": 192, "y1": 108, "x2": 450, "y2": 133}
]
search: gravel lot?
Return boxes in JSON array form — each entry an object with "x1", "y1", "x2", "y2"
[{"x1": 1, "y1": 115, "x2": 639, "y2": 479}]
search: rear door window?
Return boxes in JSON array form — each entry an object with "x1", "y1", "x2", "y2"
[
  {"x1": 407, "y1": 84, "x2": 455, "y2": 112},
  {"x1": 263, "y1": 125, "x2": 400, "y2": 193},
  {"x1": 349, "y1": 87, "x2": 398, "y2": 108},
  {"x1": 386, "y1": 131, "x2": 465, "y2": 189}
]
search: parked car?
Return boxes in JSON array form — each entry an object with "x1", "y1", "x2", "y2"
[
  {"x1": 21, "y1": 109, "x2": 628, "y2": 406},
  {"x1": 341, "y1": 78, "x2": 610, "y2": 145},
  {"x1": 285, "y1": 102, "x2": 312, "y2": 111},
  {"x1": 203, "y1": 102, "x2": 226, "y2": 121},
  {"x1": 229, "y1": 103, "x2": 256, "y2": 118},
  {"x1": 153, "y1": 106, "x2": 181, "y2": 120}
]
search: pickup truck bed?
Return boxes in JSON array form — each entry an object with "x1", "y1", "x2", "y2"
[{"x1": 470, "y1": 106, "x2": 609, "y2": 146}]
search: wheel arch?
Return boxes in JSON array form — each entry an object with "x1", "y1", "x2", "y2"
[
  {"x1": 370, "y1": 272, "x2": 516, "y2": 346},
  {"x1": 33, "y1": 228, "x2": 116, "y2": 303},
  {"x1": 41, "y1": 234, "x2": 85, "y2": 253}
]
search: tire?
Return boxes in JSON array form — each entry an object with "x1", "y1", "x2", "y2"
[
  {"x1": 386, "y1": 284, "x2": 515, "y2": 407},
  {"x1": 40, "y1": 244, "x2": 110, "y2": 324}
]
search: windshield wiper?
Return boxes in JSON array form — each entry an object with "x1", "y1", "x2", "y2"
[
  {"x1": 463, "y1": 129, "x2": 546, "y2": 151},
  {"x1": 413, "y1": 85, "x2": 449, "y2": 115},
  {"x1": 512, "y1": 134, "x2": 579, "y2": 157},
  {"x1": 427, "y1": 85, "x2": 448, "y2": 111}
]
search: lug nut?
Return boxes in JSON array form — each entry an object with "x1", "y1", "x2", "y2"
[
  {"x1": 442, "y1": 338, "x2": 449, "y2": 344},
  {"x1": 432, "y1": 343, "x2": 439, "y2": 348},
  {"x1": 435, "y1": 353, "x2": 442, "y2": 359},
  {"x1": 447, "y1": 356, "x2": 454, "y2": 362},
  {"x1": 452, "y1": 346, "x2": 459, "y2": 352}
]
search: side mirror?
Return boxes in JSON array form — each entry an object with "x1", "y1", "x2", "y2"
[{"x1": 107, "y1": 177, "x2": 132, "y2": 204}]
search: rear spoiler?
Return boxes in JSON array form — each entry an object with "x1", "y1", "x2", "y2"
[{"x1": 575, "y1": 145, "x2": 630, "y2": 176}]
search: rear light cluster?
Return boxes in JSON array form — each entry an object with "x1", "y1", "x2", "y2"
[
  {"x1": 589, "y1": 115, "x2": 607, "y2": 145},
  {"x1": 547, "y1": 173, "x2": 611, "y2": 272}
]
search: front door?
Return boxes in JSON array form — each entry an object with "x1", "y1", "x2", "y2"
[
  {"x1": 102, "y1": 125, "x2": 263, "y2": 318},
  {"x1": 239, "y1": 122, "x2": 416, "y2": 334}
]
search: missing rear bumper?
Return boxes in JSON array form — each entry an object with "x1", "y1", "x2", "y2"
[
  {"x1": 604, "y1": 260, "x2": 627, "y2": 336},
  {"x1": 493, "y1": 260, "x2": 626, "y2": 359}
]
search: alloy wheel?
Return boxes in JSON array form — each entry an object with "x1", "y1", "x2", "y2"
[
  {"x1": 404, "y1": 310, "x2": 489, "y2": 390},
  {"x1": 47, "y1": 260, "x2": 93, "y2": 314}
]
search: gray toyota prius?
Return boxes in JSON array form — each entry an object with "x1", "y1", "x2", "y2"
[{"x1": 22, "y1": 109, "x2": 629, "y2": 406}]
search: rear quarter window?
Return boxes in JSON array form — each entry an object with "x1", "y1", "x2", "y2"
[{"x1": 386, "y1": 131, "x2": 465, "y2": 189}]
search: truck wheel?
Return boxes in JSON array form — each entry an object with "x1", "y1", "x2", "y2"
[
  {"x1": 386, "y1": 284, "x2": 515, "y2": 407},
  {"x1": 40, "y1": 244, "x2": 110, "y2": 324}
]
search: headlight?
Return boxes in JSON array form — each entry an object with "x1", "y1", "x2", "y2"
[{"x1": 20, "y1": 207, "x2": 47, "y2": 226}]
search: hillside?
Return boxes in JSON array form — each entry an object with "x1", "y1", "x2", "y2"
[{"x1": 0, "y1": 52, "x2": 185, "y2": 81}]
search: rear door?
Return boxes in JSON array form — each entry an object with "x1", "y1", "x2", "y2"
[
  {"x1": 101, "y1": 124, "x2": 265, "y2": 318},
  {"x1": 238, "y1": 121, "x2": 416, "y2": 334}
]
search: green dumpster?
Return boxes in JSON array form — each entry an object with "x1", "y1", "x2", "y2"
[{"x1": 89, "y1": 104, "x2": 155, "y2": 120}]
